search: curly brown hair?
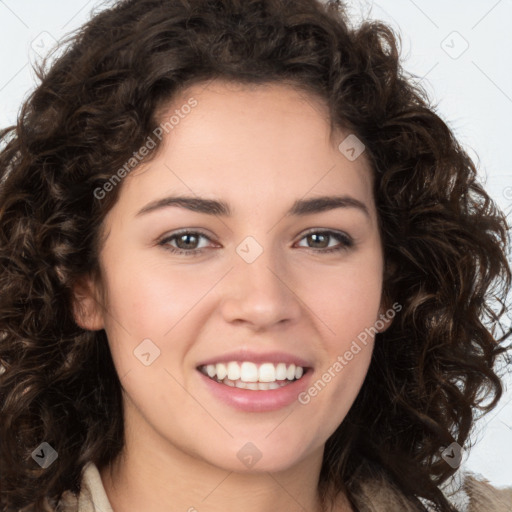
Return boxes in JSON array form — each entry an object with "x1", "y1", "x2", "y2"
[{"x1": 1, "y1": 0, "x2": 510, "y2": 511}]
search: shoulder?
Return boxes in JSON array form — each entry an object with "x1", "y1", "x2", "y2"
[
  {"x1": 440, "y1": 470, "x2": 512, "y2": 512},
  {"x1": 351, "y1": 468, "x2": 511, "y2": 512},
  {"x1": 462, "y1": 472, "x2": 512, "y2": 512},
  {"x1": 59, "y1": 463, "x2": 512, "y2": 512},
  {"x1": 58, "y1": 461, "x2": 114, "y2": 512}
]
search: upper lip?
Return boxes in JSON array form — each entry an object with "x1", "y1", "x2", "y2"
[{"x1": 196, "y1": 349, "x2": 314, "y2": 369}]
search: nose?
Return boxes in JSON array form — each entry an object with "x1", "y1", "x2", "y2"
[{"x1": 218, "y1": 242, "x2": 302, "y2": 332}]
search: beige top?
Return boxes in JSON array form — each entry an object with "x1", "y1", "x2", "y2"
[
  {"x1": 60, "y1": 462, "x2": 114, "y2": 512},
  {"x1": 58, "y1": 461, "x2": 512, "y2": 512}
]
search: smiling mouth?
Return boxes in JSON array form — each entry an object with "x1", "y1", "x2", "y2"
[{"x1": 197, "y1": 361, "x2": 309, "y2": 391}]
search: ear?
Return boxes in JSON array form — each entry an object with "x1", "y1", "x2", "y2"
[
  {"x1": 375, "y1": 303, "x2": 394, "y2": 334},
  {"x1": 375, "y1": 294, "x2": 400, "y2": 334},
  {"x1": 71, "y1": 274, "x2": 105, "y2": 331}
]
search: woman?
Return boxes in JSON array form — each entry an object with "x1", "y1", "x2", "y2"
[{"x1": 0, "y1": 0, "x2": 511, "y2": 510}]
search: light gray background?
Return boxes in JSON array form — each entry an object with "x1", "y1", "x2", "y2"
[{"x1": 1, "y1": 0, "x2": 511, "y2": 487}]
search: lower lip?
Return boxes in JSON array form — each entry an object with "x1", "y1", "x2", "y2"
[{"x1": 197, "y1": 369, "x2": 314, "y2": 412}]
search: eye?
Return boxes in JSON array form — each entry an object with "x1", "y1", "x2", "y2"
[
  {"x1": 295, "y1": 230, "x2": 354, "y2": 253},
  {"x1": 158, "y1": 229, "x2": 354, "y2": 257},
  {"x1": 158, "y1": 230, "x2": 214, "y2": 256}
]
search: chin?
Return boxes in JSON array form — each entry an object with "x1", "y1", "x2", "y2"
[{"x1": 198, "y1": 438, "x2": 315, "y2": 474}]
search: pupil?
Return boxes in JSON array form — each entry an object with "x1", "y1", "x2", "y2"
[
  {"x1": 178, "y1": 234, "x2": 197, "y2": 249},
  {"x1": 309, "y1": 233, "x2": 327, "y2": 248}
]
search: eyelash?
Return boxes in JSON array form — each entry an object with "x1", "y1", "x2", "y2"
[{"x1": 158, "y1": 229, "x2": 354, "y2": 257}]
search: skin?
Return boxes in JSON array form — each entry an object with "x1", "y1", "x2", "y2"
[{"x1": 73, "y1": 79, "x2": 392, "y2": 512}]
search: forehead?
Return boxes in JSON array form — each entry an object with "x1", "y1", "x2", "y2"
[
  {"x1": 121, "y1": 79, "x2": 374, "y2": 217},
  {"x1": 160, "y1": 79, "x2": 341, "y2": 151}
]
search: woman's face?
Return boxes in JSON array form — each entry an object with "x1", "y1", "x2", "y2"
[{"x1": 75, "y1": 80, "x2": 389, "y2": 474}]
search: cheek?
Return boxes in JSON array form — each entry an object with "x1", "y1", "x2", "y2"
[
  {"x1": 103, "y1": 255, "x2": 209, "y2": 331},
  {"x1": 302, "y1": 255, "x2": 383, "y2": 343},
  {"x1": 99, "y1": 258, "x2": 214, "y2": 373},
  {"x1": 298, "y1": 249, "x2": 382, "y2": 412},
  {"x1": 300, "y1": 265, "x2": 380, "y2": 433}
]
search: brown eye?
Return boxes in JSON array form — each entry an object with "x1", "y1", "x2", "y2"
[
  {"x1": 159, "y1": 230, "x2": 213, "y2": 256},
  {"x1": 175, "y1": 233, "x2": 201, "y2": 250},
  {"x1": 297, "y1": 230, "x2": 354, "y2": 253}
]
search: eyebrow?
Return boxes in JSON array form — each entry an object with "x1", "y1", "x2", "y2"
[{"x1": 135, "y1": 194, "x2": 370, "y2": 219}]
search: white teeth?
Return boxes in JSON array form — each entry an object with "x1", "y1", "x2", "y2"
[
  {"x1": 275, "y1": 363, "x2": 287, "y2": 380},
  {"x1": 227, "y1": 361, "x2": 240, "y2": 380},
  {"x1": 240, "y1": 362, "x2": 259, "y2": 382},
  {"x1": 258, "y1": 363, "x2": 276, "y2": 382},
  {"x1": 200, "y1": 361, "x2": 307, "y2": 385},
  {"x1": 216, "y1": 363, "x2": 227, "y2": 380},
  {"x1": 224, "y1": 378, "x2": 288, "y2": 390}
]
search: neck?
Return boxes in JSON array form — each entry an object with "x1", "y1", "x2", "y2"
[
  {"x1": 101, "y1": 446, "x2": 328, "y2": 512},
  {"x1": 98, "y1": 401, "x2": 350, "y2": 512}
]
